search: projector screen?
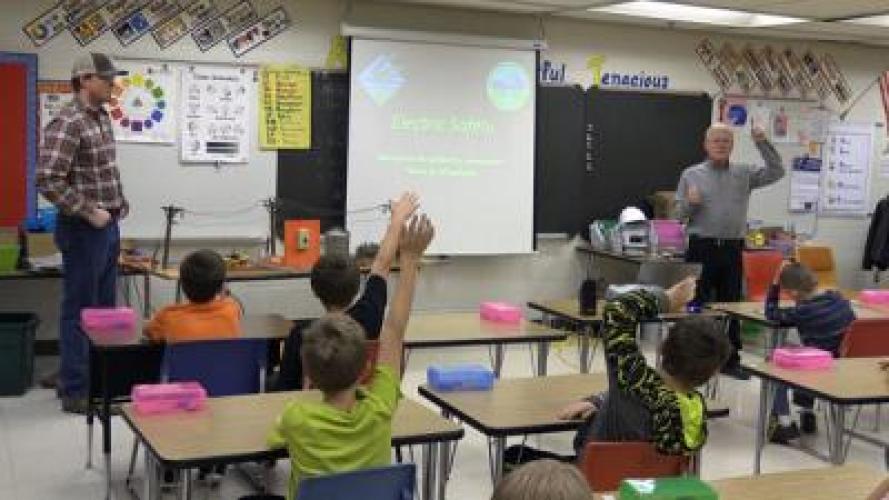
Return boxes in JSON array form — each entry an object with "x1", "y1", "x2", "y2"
[{"x1": 347, "y1": 38, "x2": 536, "y2": 255}]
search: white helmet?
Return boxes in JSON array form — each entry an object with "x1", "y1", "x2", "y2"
[{"x1": 618, "y1": 206, "x2": 648, "y2": 226}]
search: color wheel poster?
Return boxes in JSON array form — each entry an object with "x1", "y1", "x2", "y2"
[
  {"x1": 181, "y1": 65, "x2": 252, "y2": 163},
  {"x1": 108, "y1": 61, "x2": 176, "y2": 143}
]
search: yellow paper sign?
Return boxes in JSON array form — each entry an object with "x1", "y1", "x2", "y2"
[{"x1": 259, "y1": 65, "x2": 311, "y2": 149}]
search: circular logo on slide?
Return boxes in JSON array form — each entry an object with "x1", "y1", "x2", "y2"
[{"x1": 486, "y1": 62, "x2": 530, "y2": 111}]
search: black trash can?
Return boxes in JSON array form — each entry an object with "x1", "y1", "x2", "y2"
[{"x1": 0, "y1": 313, "x2": 39, "y2": 396}]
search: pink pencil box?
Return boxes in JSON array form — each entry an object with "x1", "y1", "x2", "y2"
[
  {"x1": 858, "y1": 290, "x2": 889, "y2": 306},
  {"x1": 81, "y1": 307, "x2": 136, "y2": 333},
  {"x1": 651, "y1": 219, "x2": 685, "y2": 252},
  {"x1": 772, "y1": 347, "x2": 834, "y2": 370},
  {"x1": 480, "y1": 302, "x2": 522, "y2": 323},
  {"x1": 131, "y1": 382, "x2": 208, "y2": 415}
]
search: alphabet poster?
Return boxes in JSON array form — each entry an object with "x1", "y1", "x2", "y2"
[{"x1": 181, "y1": 65, "x2": 254, "y2": 163}]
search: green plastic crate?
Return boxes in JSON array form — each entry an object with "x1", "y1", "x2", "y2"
[
  {"x1": 0, "y1": 313, "x2": 39, "y2": 396},
  {"x1": 619, "y1": 477, "x2": 718, "y2": 500},
  {"x1": 0, "y1": 244, "x2": 18, "y2": 273}
]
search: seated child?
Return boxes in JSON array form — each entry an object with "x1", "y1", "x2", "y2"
[
  {"x1": 504, "y1": 278, "x2": 730, "y2": 468},
  {"x1": 267, "y1": 214, "x2": 434, "y2": 499},
  {"x1": 491, "y1": 459, "x2": 594, "y2": 500},
  {"x1": 144, "y1": 249, "x2": 241, "y2": 342},
  {"x1": 274, "y1": 192, "x2": 419, "y2": 391},
  {"x1": 764, "y1": 261, "x2": 855, "y2": 443}
]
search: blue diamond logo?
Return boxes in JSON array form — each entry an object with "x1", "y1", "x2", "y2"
[{"x1": 358, "y1": 55, "x2": 405, "y2": 106}]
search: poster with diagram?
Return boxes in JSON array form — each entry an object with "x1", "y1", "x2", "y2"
[
  {"x1": 37, "y1": 81, "x2": 74, "y2": 137},
  {"x1": 181, "y1": 65, "x2": 253, "y2": 163},
  {"x1": 819, "y1": 123, "x2": 873, "y2": 216},
  {"x1": 108, "y1": 60, "x2": 177, "y2": 143}
]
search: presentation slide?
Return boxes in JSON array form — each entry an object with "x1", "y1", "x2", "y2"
[{"x1": 347, "y1": 38, "x2": 536, "y2": 254}]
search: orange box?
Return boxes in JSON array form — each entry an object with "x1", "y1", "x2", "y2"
[{"x1": 284, "y1": 220, "x2": 320, "y2": 270}]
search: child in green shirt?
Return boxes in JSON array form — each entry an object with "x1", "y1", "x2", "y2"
[{"x1": 267, "y1": 214, "x2": 434, "y2": 499}]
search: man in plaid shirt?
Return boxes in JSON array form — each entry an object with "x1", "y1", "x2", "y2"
[{"x1": 36, "y1": 53, "x2": 128, "y2": 413}]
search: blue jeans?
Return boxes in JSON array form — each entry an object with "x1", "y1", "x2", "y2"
[{"x1": 54, "y1": 215, "x2": 119, "y2": 398}]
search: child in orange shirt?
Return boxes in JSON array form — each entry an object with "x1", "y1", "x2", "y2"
[{"x1": 145, "y1": 250, "x2": 241, "y2": 342}]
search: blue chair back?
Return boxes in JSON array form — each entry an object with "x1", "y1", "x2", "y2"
[
  {"x1": 162, "y1": 338, "x2": 268, "y2": 396},
  {"x1": 296, "y1": 464, "x2": 415, "y2": 500}
]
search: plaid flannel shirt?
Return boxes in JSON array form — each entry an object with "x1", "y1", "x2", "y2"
[{"x1": 36, "y1": 97, "x2": 127, "y2": 218}]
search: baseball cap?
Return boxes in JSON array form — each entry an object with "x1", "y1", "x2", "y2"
[{"x1": 71, "y1": 53, "x2": 126, "y2": 79}]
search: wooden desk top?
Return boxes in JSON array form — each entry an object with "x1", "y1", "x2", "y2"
[
  {"x1": 419, "y1": 374, "x2": 608, "y2": 436},
  {"x1": 125, "y1": 261, "x2": 311, "y2": 281},
  {"x1": 85, "y1": 314, "x2": 293, "y2": 349},
  {"x1": 594, "y1": 464, "x2": 884, "y2": 500},
  {"x1": 123, "y1": 395, "x2": 463, "y2": 468},
  {"x1": 404, "y1": 312, "x2": 568, "y2": 348},
  {"x1": 527, "y1": 299, "x2": 725, "y2": 325},
  {"x1": 709, "y1": 300, "x2": 889, "y2": 323},
  {"x1": 744, "y1": 357, "x2": 889, "y2": 405}
]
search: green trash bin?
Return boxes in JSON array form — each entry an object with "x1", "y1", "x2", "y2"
[{"x1": 0, "y1": 313, "x2": 39, "y2": 396}]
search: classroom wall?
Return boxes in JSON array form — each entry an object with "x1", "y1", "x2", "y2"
[{"x1": 4, "y1": 0, "x2": 889, "y2": 340}]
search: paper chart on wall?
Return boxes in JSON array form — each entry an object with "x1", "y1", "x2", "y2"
[
  {"x1": 819, "y1": 123, "x2": 873, "y2": 216},
  {"x1": 108, "y1": 60, "x2": 177, "y2": 143},
  {"x1": 181, "y1": 65, "x2": 253, "y2": 163}
]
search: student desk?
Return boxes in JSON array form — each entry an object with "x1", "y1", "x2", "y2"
[
  {"x1": 123, "y1": 395, "x2": 463, "y2": 500},
  {"x1": 744, "y1": 357, "x2": 889, "y2": 474},
  {"x1": 83, "y1": 314, "x2": 293, "y2": 500},
  {"x1": 595, "y1": 463, "x2": 884, "y2": 500},
  {"x1": 527, "y1": 299, "x2": 724, "y2": 373},
  {"x1": 403, "y1": 312, "x2": 568, "y2": 377},
  {"x1": 709, "y1": 300, "x2": 889, "y2": 357},
  {"x1": 419, "y1": 373, "x2": 608, "y2": 482}
]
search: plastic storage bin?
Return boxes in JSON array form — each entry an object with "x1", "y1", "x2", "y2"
[
  {"x1": 771, "y1": 347, "x2": 834, "y2": 370},
  {"x1": 131, "y1": 382, "x2": 208, "y2": 414},
  {"x1": 619, "y1": 478, "x2": 718, "y2": 499},
  {"x1": 479, "y1": 302, "x2": 522, "y2": 324},
  {"x1": 0, "y1": 244, "x2": 19, "y2": 273},
  {"x1": 0, "y1": 313, "x2": 39, "y2": 396},
  {"x1": 859, "y1": 290, "x2": 889, "y2": 307},
  {"x1": 427, "y1": 364, "x2": 494, "y2": 392},
  {"x1": 81, "y1": 307, "x2": 136, "y2": 334}
]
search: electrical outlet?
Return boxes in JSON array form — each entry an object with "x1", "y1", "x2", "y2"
[{"x1": 297, "y1": 228, "x2": 311, "y2": 250}]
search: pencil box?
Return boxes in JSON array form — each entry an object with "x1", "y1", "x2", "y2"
[
  {"x1": 131, "y1": 382, "x2": 208, "y2": 415},
  {"x1": 772, "y1": 347, "x2": 834, "y2": 370},
  {"x1": 479, "y1": 302, "x2": 522, "y2": 323},
  {"x1": 619, "y1": 477, "x2": 718, "y2": 499},
  {"x1": 427, "y1": 364, "x2": 494, "y2": 392},
  {"x1": 81, "y1": 307, "x2": 137, "y2": 334},
  {"x1": 859, "y1": 290, "x2": 889, "y2": 306}
]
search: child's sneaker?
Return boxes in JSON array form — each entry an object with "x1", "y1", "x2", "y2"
[
  {"x1": 799, "y1": 410, "x2": 817, "y2": 434},
  {"x1": 768, "y1": 417, "x2": 801, "y2": 445}
]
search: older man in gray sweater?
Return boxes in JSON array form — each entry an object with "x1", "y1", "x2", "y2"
[{"x1": 676, "y1": 123, "x2": 784, "y2": 379}]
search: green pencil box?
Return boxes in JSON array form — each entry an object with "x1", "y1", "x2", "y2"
[{"x1": 618, "y1": 477, "x2": 718, "y2": 499}]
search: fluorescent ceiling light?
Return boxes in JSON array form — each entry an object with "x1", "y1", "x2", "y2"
[
  {"x1": 843, "y1": 14, "x2": 889, "y2": 27},
  {"x1": 590, "y1": 1, "x2": 807, "y2": 28}
]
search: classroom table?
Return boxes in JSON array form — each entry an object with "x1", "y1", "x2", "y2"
[
  {"x1": 527, "y1": 299, "x2": 724, "y2": 373},
  {"x1": 403, "y1": 312, "x2": 568, "y2": 377},
  {"x1": 83, "y1": 314, "x2": 293, "y2": 500},
  {"x1": 575, "y1": 243, "x2": 685, "y2": 286},
  {"x1": 123, "y1": 395, "x2": 463, "y2": 500},
  {"x1": 709, "y1": 300, "x2": 889, "y2": 357},
  {"x1": 125, "y1": 261, "x2": 311, "y2": 318},
  {"x1": 419, "y1": 373, "x2": 608, "y2": 482},
  {"x1": 744, "y1": 357, "x2": 889, "y2": 474},
  {"x1": 595, "y1": 463, "x2": 884, "y2": 500}
]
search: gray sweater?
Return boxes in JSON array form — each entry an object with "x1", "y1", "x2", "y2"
[{"x1": 675, "y1": 140, "x2": 784, "y2": 239}]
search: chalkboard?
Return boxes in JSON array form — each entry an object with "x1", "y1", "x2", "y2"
[
  {"x1": 535, "y1": 87, "x2": 712, "y2": 236},
  {"x1": 277, "y1": 78, "x2": 712, "y2": 243},
  {"x1": 276, "y1": 71, "x2": 349, "y2": 238}
]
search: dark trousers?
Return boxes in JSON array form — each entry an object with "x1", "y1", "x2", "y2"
[
  {"x1": 55, "y1": 215, "x2": 120, "y2": 398},
  {"x1": 686, "y1": 235, "x2": 743, "y2": 366}
]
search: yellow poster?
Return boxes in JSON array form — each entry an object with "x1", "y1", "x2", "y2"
[{"x1": 259, "y1": 65, "x2": 311, "y2": 149}]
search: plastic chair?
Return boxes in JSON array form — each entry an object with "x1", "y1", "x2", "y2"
[
  {"x1": 742, "y1": 250, "x2": 785, "y2": 301},
  {"x1": 839, "y1": 319, "x2": 889, "y2": 358},
  {"x1": 126, "y1": 338, "x2": 269, "y2": 489},
  {"x1": 580, "y1": 441, "x2": 689, "y2": 492},
  {"x1": 796, "y1": 245, "x2": 838, "y2": 290},
  {"x1": 296, "y1": 464, "x2": 415, "y2": 500}
]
